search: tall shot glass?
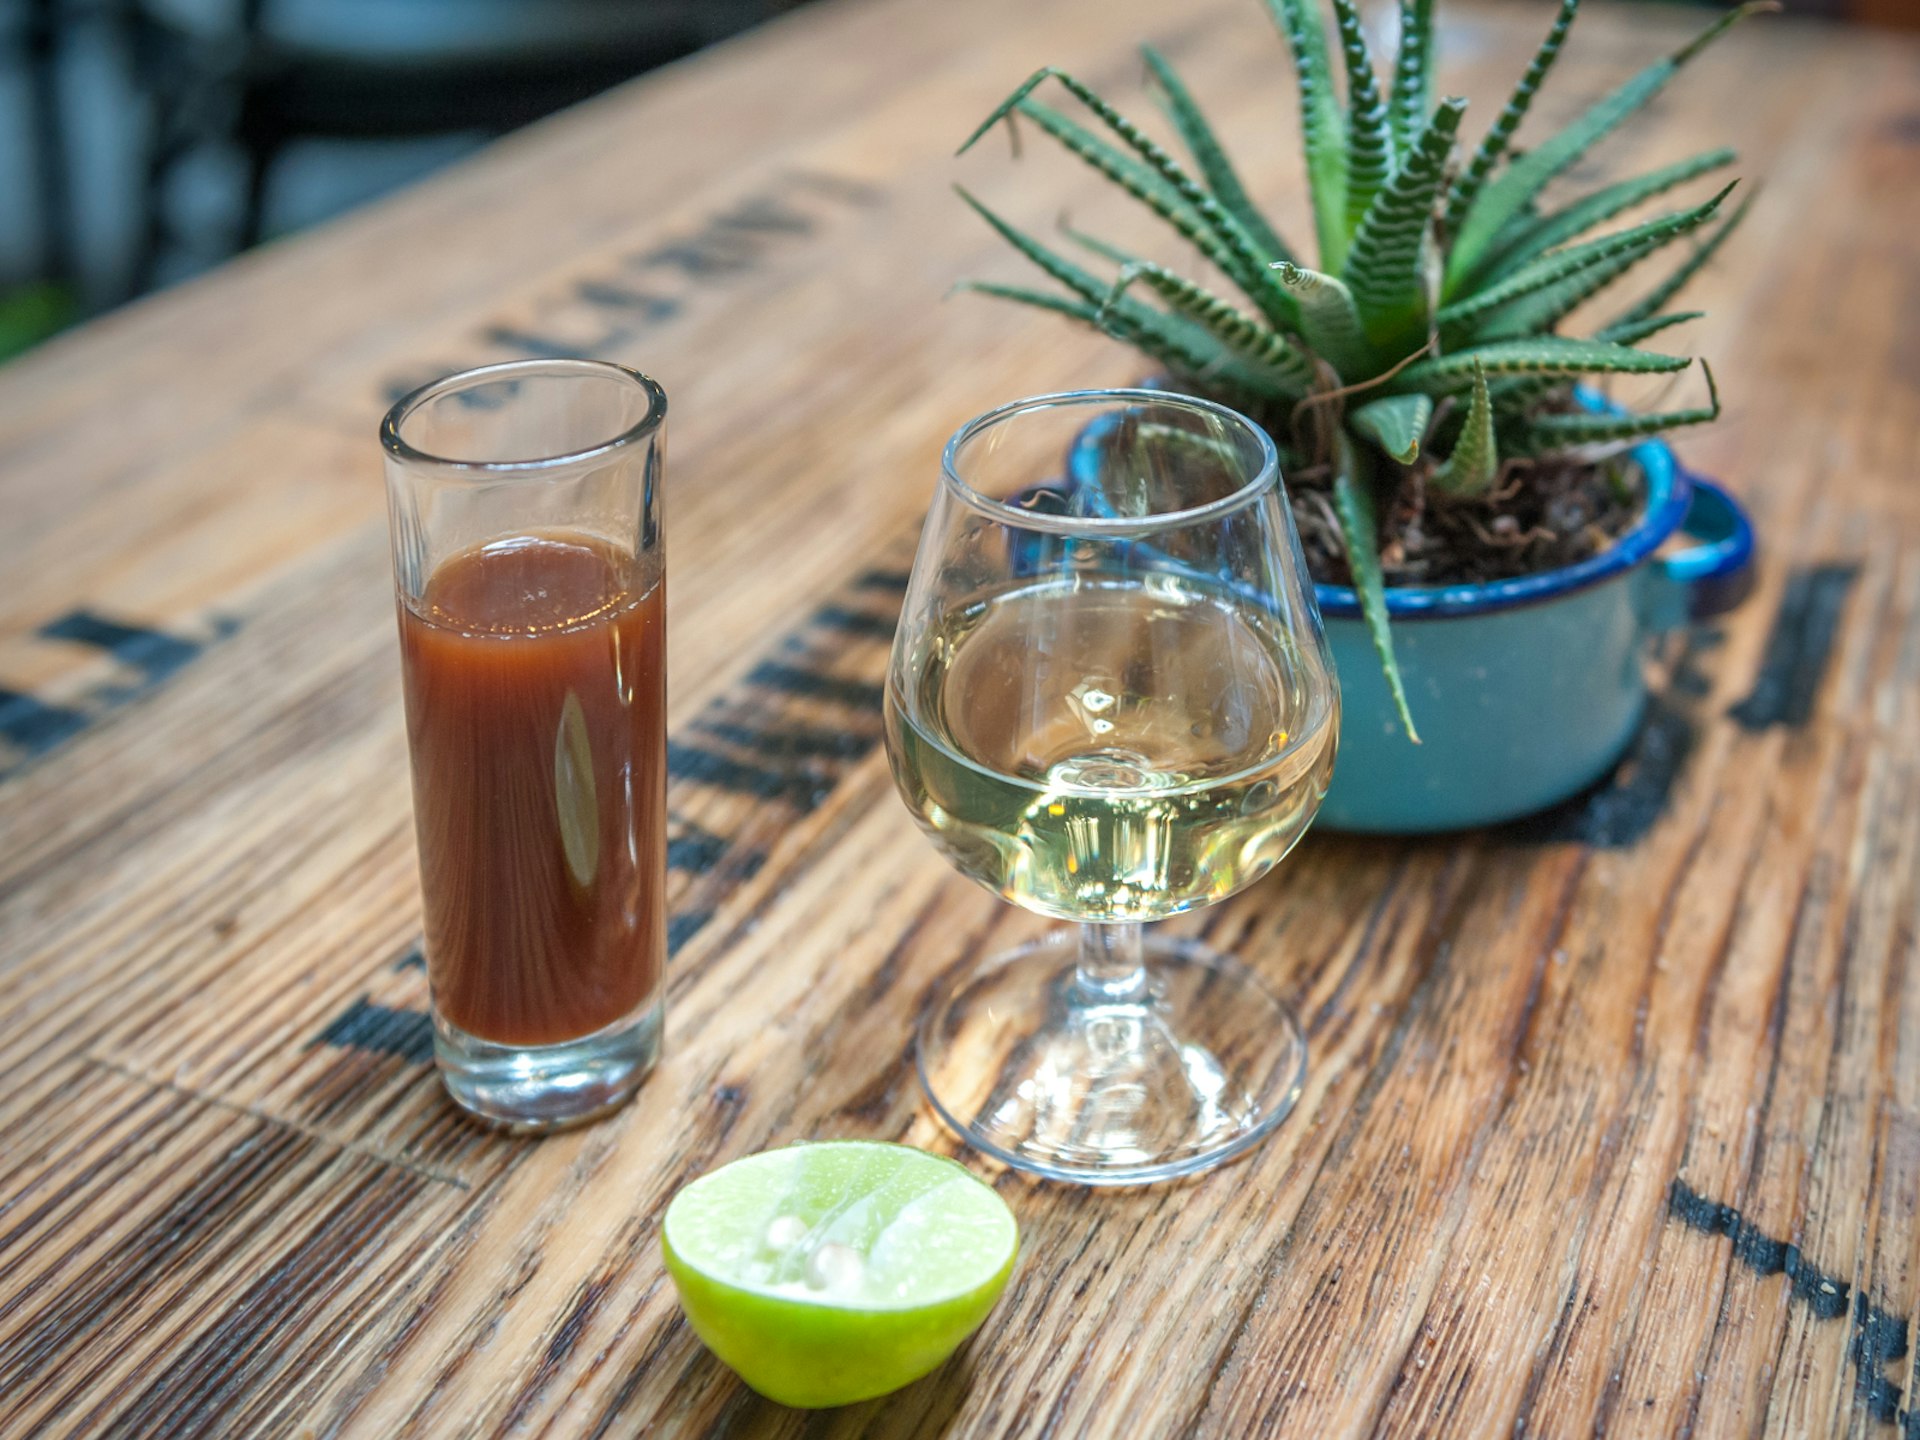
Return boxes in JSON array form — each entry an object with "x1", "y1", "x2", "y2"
[{"x1": 381, "y1": 359, "x2": 667, "y2": 1129}]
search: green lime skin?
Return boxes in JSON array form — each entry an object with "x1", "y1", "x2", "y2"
[{"x1": 661, "y1": 1142, "x2": 1017, "y2": 1409}]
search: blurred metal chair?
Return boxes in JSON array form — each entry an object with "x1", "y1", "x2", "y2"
[
  {"x1": 16, "y1": 0, "x2": 75, "y2": 288},
  {"x1": 126, "y1": 0, "x2": 786, "y2": 292}
]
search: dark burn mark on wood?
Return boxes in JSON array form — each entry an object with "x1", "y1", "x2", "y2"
[
  {"x1": 634, "y1": 194, "x2": 815, "y2": 278},
  {"x1": 666, "y1": 741, "x2": 830, "y2": 808},
  {"x1": 697, "y1": 720, "x2": 872, "y2": 763},
  {"x1": 480, "y1": 326, "x2": 611, "y2": 361},
  {"x1": 854, "y1": 567, "x2": 913, "y2": 594},
  {"x1": 0, "y1": 687, "x2": 89, "y2": 756},
  {"x1": 1668, "y1": 1179, "x2": 1912, "y2": 1426},
  {"x1": 313, "y1": 998, "x2": 435, "y2": 1065},
  {"x1": 2, "y1": 611, "x2": 239, "y2": 780},
  {"x1": 782, "y1": 168, "x2": 884, "y2": 207},
  {"x1": 744, "y1": 661, "x2": 884, "y2": 711},
  {"x1": 1730, "y1": 564, "x2": 1858, "y2": 730},
  {"x1": 1853, "y1": 1294, "x2": 1909, "y2": 1425},
  {"x1": 378, "y1": 171, "x2": 882, "y2": 401},
  {"x1": 1667, "y1": 1180, "x2": 1840, "y2": 1305},
  {"x1": 666, "y1": 818, "x2": 730, "y2": 874},
  {"x1": 812, "y1": 603, "x2": 898, "y2": 639},
  {"x1": 40, "y1": 610, "x2": 202, "y2": 685},
  {"x1": 667, "y1": 910, "x2": 715, "y2": 957},
  {"x1": 573, "y1": 280, "x2": 679, "y2": 320}
]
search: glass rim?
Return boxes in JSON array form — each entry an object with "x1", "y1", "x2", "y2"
[
  {"x1": 940, "y1": 388, "x2": 1280, "y2": 537},
  {"x1": 379, "y1": 358, "x2": 667, "y2": 478}
]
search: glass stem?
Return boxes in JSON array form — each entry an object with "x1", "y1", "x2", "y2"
[{"x1": 1074, "y1": 922, "x2": 1148, "y2": 1004}]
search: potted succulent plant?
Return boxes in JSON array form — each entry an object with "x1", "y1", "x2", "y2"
[{"x1": 955, "y1": 0, "x2": 1761, "y2": 831}]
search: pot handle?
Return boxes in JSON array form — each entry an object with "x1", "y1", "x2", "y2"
[{"x1": 1651, "y1": 474, "x2": 1756, "y2": 624}]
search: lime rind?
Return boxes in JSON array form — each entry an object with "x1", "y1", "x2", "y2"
[{"x1": 661, "y1": 1141, "x2": 1019, "y2": 1408}]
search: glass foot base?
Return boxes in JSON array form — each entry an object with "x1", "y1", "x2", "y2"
[
  {"x1": 434, "y1": 999, "x2": 663, "y2": 1132},
  {"x1": 915, "y1": 931, "x2": 1306, "y2": 1185}
]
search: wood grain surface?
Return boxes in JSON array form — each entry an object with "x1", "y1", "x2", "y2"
[{"x1": 2, "y1": 0, "x2": 1917, "y2": 1433}]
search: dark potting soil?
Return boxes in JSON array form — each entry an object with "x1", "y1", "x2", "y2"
[
  {"x1": 1288, "y1": 449, "x2": 1646, "y2": 590},
  {"x1": 1217, "y1": 387, "x2": 1649, "y2": 590}
]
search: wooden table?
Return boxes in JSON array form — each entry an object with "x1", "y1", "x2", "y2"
[{"x1": 2, "y1": 0, "x2": 1916, "y2": 1433}]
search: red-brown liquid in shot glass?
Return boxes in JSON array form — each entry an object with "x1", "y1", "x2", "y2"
[{"x1": 398, "y1": 531, "x2": 665, "y2": 1048}]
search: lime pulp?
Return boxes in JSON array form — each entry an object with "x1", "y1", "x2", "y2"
[{"x1": 662, "y1": 1141, "x2": 1018, "y2": 1408}]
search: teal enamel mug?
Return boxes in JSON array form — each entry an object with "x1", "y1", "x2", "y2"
[{"x1": 1311, "y1": 436, "x2": 1754, "y2": 832}]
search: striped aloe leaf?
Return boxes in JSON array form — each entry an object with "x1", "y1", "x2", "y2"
[
  {"x1": 1483, "y1": 147, "x2": 1735, "y2": 273},
  {"x1": 1593, "y1": 309, "x2": 1703, "y2": 347},
  {"x1": 1261, "y1": 0, "x2": 1348, "y2": 268},
  {"x1": 1393, "y1": 336, "x2": 1691, "y2": 391},
  {"x1": 1332, "y1": 0, "x2": 1396, "y2": 245},
  {"x1": 962, "y1": 69, "x2": 1296, "y2": 324},
  {"x1": 1430, "y1": 361, "x2": 1497, "y2": 495},
  {"x1": 1333, "y1": 439, "x2": 1419, "y2": 741},
  {"x1": 1142, "y1": 46, "x2": 1294, "y2": 266},
  {"x1": 1440, "y1": 183, "x2": 1735, "y2": 329},
  {"x1": 955, "y1": 190, "x2": 1281, "y2": 399},
  {"x1": 1099, "y1": 262, "x2": 1317, "y2": 394},
  {"x1": 1444, "y1": 3, "x2": 1767, "y2": 296},
  {"x1": 1441, "y1": 0, "x2": 1580, "y2": 242},
  {"x1": 1350, "y1": 393, "x2": 1433, "y2": 463},
  {"x1": 1007, "y1": 100, "x2": 1287, "y2": 327},
  {"x1": 1388, "y1": 0, "x2": 1435, "y2": 154},
  {"x1": 1608, "y1": 192, "x2": 1755, "y2": 329},
  {"x1": 1345, "y1": 96, "x2": 1468, "y2": 352},
  {"x1": 1511, "y1": 364, "x2": 1720, "y2": 453}
]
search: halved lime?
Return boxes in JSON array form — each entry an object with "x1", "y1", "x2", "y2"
[{"x1": 661, "y1": 1141, "x2": 1018, "y2": 1408}]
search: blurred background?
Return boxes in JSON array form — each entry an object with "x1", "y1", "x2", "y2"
[{"x1": 0, "y1": 0, "x2": 1908, "y2": 365}]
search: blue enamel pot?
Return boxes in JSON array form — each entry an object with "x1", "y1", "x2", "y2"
[
  {"x1": 1064, "y1": 409, "x2": 1756, "y2": 833},
  {"x1": 1311, "y1": 436, "x2": 1754, "y2": 831}
]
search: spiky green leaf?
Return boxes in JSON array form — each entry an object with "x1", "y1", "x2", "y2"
[
  {"x1": 1271, "y1": 262, "x2": 1371, "y2": 375},
  {"x1": 1487, "y1": 373, "x2": 1568, "y2": 410},
  {"x1": 1332, "y1": 0, "x2": 1396, "y2": 244},
  {"x1": 1431, "y1": 361, "x2": 1498, "y2": 494},
  {"x1": 1012, "y1": 101, "x2": 1195, "y2": 215},
  {"x1": 1485, "y1": 147, "x2": 1736, "y2": 272},
  {"x1": 1389, "y1": 0, "x2": 1436, "y2": 153},
  {"x1": 955, "y1": 190, "x2": 1286, "y2": 402},
  {"x1": 1332, "y1": 440, "x2": 1419, "y2": 741},
  {"x1": 1002, "y1": 99, "x2": 1293, "y2": 331},
  {"x1": 1262, "y1": 0, "x2": 1348, "y2": 269},
  {"x1": 1100, "y1": 262, "x2": 1317, "y2": 394},
  {"x1": 1059, "y1": 221, "x2": 1146, "y2": 269},
  {"x1": 1345, "y1": 97, "x2": 1467, "y2": 351},
  {"x1": 1444, "y1": 3, "x2": 1766, "y2": 296},
  {"x1": 961, "y1": 70, "x2": 1298, "y2": 324},
  {"x1": 1393, "y1": 335, "x2": 1691, "y2": 391},
  {"x1": 1441, "y1": 182, "x2": 1734, "y2": 329},
  {"x1": 1511, "y1": 363, "x2": 1720, "y2": 452},
  {"x1": 952, "y1": 280, "x2": 1102, "y2": 322},
  {"x1": 1609, "y1": 191, "x2": 1754, "y2": 328},
  {"x1": 1593, "y1": 309, "x2": 1703, "y2": 347},
  {"x1": 1441, "y1": 0, "x2": 1579, "y2": 241},
  {"x1": 1349, "y1": 393, "x2": 1432, "y2": 463},
  {"x1": 1142, "y1": 46, "x2": 1294, "y2": 265}
]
